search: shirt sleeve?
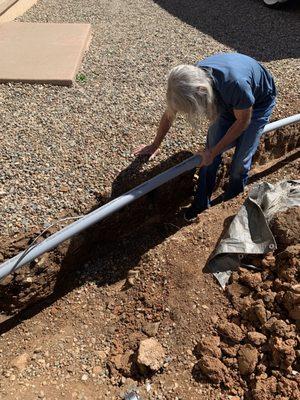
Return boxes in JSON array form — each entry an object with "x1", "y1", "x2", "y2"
[{"x1": 230, "y1": 80, "x2": 255, "y2": 110}]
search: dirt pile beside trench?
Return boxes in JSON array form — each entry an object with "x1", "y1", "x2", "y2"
[{"x1": 193, "y1": 206, "x2": 300, "y2": 399}]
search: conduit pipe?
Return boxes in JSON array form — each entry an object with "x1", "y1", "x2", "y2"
[
  {"x1": 0, "y1": 154, "x2": 202, "y2": 280},
  {"x1": 0, "y1": 113, "x2": 299, "y2": 280}
]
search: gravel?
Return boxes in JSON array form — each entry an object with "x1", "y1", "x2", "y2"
[{"x1": 0, "y1": 0, "x2": 299, "y2": 236}]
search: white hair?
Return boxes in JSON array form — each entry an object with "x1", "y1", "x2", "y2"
[{"x1": 166, "y1": 65, "x2": 218, "y2": 123}]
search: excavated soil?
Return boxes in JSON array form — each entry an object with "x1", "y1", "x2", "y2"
[
  {"x1": 194, "y1": 207, "x2": 300, "y2": 399},
  {"x1": 0, "y1": 133, "x2": 299, "y2": 400}
]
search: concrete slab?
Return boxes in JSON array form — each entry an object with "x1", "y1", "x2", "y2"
[
  {"x1": 0, "y1": 0, "x2": 38, "y2": 22},
  {"x1": 0, "y1": 1, "x2": 18, "y2": 15},
  {"x1": 0, "y1": 22, "x2": 91, "y2": 86}
]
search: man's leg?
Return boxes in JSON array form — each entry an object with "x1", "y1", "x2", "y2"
[
  {"x1": 184, "y1": 114, "x2": 234, "y2": 220},
  {"x1": 225, "y1": 101, "x2": 275, "y2": 199}
]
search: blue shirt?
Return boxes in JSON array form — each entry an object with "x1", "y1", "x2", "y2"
[{"x1": 196, "y1": 53, "x2": 276, "y2": 113}]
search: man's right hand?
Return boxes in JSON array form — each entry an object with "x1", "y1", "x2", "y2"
[{"x1": 133, "y1": 143, "x2": 160, "y2": 160}]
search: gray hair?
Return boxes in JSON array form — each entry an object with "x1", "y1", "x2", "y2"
[{"x1": 166, "y1": 65, "x2": 218, "y2": 123}]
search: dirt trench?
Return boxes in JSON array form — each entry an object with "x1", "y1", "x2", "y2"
[
  {"x1": 0, "y1": 124, "x2": 299, "y2": 315},
  {"x1": 0, "y1": 151, "x2": 196, "y2": 314}
]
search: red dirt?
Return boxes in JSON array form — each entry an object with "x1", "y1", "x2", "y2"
[{"x1": 0, "y1": 142, "x2": 299, "y2": 399}]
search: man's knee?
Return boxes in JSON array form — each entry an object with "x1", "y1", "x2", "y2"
[{"x1": 230, "y1": 159, "x2": 250, "y2": 181}]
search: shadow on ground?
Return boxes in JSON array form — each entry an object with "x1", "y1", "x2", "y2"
[{"x1": 153, "y1": 0, "x2": 300, "y2": 61}]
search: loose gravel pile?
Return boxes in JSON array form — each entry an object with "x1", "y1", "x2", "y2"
[{"x1": 0, "y1": 0, "x2": 299, "y2": 237}]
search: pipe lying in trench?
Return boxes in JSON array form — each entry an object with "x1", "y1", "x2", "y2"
[{"x1": 0, "y1": 113, "x2": 299, "y2": 281}]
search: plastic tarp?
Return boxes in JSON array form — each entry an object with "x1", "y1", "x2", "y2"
[{"x1": 208, "y1": 180, "x2": 300, "y2": 288}]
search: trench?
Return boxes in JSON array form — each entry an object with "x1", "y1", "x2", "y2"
[{"x1": 0, "y1": 123, "x2": 299, "y2": 316}]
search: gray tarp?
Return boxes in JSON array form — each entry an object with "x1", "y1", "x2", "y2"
[{"x1": 208, "y1": 180, "x2": 300, "y2": 288}]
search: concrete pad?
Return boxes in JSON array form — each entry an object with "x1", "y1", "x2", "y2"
[
  {"x1": 0, "y1": 22, "x2": 91, "y2": 86},
  {"x1": 0, "y1": 0, "x2": 38, "y2": 22},
  {"x1": 0, "y1": 1, "x2": 18, "y2": 15}
]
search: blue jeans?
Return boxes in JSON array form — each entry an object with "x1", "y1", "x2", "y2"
[{"x1": 194, "y1": 97, "x2": 276, "y2": 210}]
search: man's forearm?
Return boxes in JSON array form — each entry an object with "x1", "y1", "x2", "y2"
[
  {"x1": 152, "y1": 111, "x2": 173, "y2": 148},
  {"x1": 211, "y1": 120, "x2": 249, "y2": 158}
]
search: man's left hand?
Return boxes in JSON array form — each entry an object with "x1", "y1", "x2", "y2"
[{"x1": 197, "y1": 149, "x2": 214, "y2": 167}]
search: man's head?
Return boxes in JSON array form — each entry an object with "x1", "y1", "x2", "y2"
[{"x1": 166, "y1": 65, "x2": 217, "y2": 122}]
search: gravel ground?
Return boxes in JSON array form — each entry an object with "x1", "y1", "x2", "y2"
[{"x1": 0, "y1": 0, "x2": 299, "y2": 236}]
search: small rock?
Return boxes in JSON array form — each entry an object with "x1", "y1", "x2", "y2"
[
  {"x1": 239, "y1": 269, "x2": 262, "y2": 289},
  {"x1": 11, "y1": 353, "x2": 30, "y2": 372},
  {"x1": 238, "y1": 344, "x2": 258, "y2": 375},
  {"x1": 96, "y1": 350, "x2": 107, "y2": 362},
  {"x1": 145, "y1": 381, "x2": 151, "y2": 392},
  {"x1": 227, "y1": 282, "x2": 250, "y2": 299},
  {"x1": 93, "y1": 366, "x2": 102, "y2": 374},
  {"x1": 251, "y1": 376, "x2": 277, "y2": 399},
  {"x1": 223, "y1": 357, "x2": 237, "y2": 367},
  {"x1": 269, "y1": 336, "x2": 296, "y2": 370},
  {"x1": 194, "y1": 336, "x2": 221, "y2": 359},
  {"x1": 60, "y1": 184, "x2": 69, "y2": 192},
  {"x1": 261, "y1": 253, "x2": 276, "y2": 268},
  {"x1": 111, "y1": 351, "x2": 134, "y2": 377},
  {"x1": 265, "y1": 318, "x2": 295, "y2": 338},
  {"x1": 247, "y1": 332, "x2": 267, "y2": 346},
  {"x1": 253, "y1": 300, "x2": 267, "y2": 325},
  {"x1": 220, "y1": 342, "x2": 239, "y2": 357},
  {"x1": 217, "y1": 321, "x2": 245, "y2": 343},
  {"x1": 196, "y1": 355, "x2": 228, "y2": 383},
  {"x1": 142, "y1": 322, "x2": 160, "y2": 337},
  {"x1": 81, "y1": 373, "x2": 89, "y2": 381},
  {"x1": 137, "y1": 338, "x2": 165, "y2": 372}
]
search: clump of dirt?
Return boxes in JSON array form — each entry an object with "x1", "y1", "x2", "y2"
[
  {"x1": 269, "y1": 207, "x2": 300, "y2": 251},
  {"x1": 193, "y1": 207, "x2": 300, "y2": 399}
]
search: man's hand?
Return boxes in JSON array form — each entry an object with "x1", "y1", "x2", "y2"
[
  {"x1": 133, "y1": 143, "x2": 160, "y2": 160},
  {"x1": 133, "y1": 110, "x2": 174, "y2": 161},
  {"x1": 197, "y1": 149, "x2": 214, "y2": 167}
]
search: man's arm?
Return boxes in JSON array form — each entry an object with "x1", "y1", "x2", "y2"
[
  {"x1": 134, "y1": 110, "x2": 175, "y2": 159},
  {"x1": 153, "y1": 110, "x2": 174, "y2": 148},
  {"x1": 201, "y1": 107, "x2": 252, "y2": 166}
]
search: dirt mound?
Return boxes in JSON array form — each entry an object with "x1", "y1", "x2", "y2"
[
  {"x1": 270, "y1": 207, "x2": 300, "y2": 250},
  {"x1": 193, "y1": 224, "x2": 300, "y2": 398}
]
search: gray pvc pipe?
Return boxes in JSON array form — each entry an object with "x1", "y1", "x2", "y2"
[
  {"x1": 263, "y1": 113, "x2": 300, "y2": 133},
  {"x1": 0, "y1": 113, "x2": 299, "y2": 280},
  {"x1": 0, "y1": 154, "x2": 202, "y2": 280}
]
